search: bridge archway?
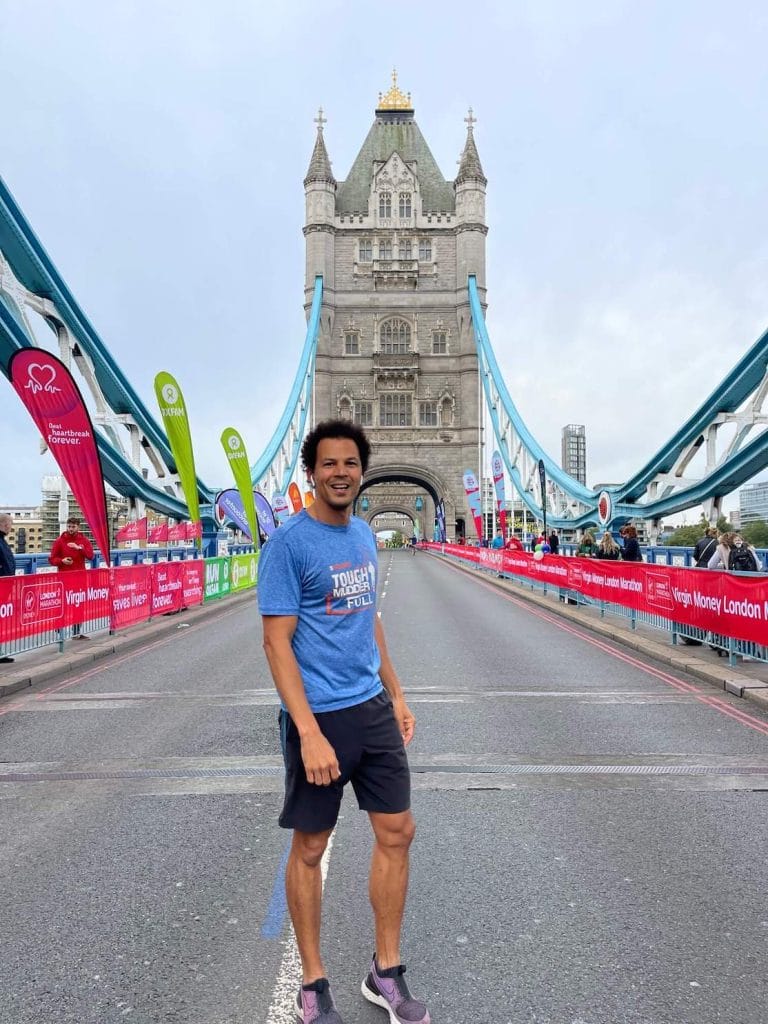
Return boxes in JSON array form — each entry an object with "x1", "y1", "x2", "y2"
[{"x1": 356, "y1": 463, "x2": 455, "y2": 541}]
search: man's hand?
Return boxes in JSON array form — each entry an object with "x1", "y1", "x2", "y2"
[
  {"x1": 62, "y1": 557, "x2": 74, "y2": 566},
  {"x1": 67, "y1": 542, "x2": 80, "y2": 550},
  {"x1": 300, "y1": 731, "x2": 341, "y2": 786},
  {"x1": 392, "y1": 697, "x2": 416, "y2": 747}
]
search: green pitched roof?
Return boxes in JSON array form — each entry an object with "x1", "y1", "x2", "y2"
[{"x1": 336, "y1": 115, "x2": 455, "y2": 215}]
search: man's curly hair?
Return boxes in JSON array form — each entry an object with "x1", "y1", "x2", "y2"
[{"x1": 301, "y1": 419, "x2": 371, "y2": 474}]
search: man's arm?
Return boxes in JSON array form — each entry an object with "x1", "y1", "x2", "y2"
[
  {"x1": 79, "y1": 535, "x2": 94, "y2": 560},
  {"x1": 261, "y1": 614, "x2": 341, "y2": 786},
  {"x1": 49, "y1": 538, "x2": 65, "y2": 567},
  {"x1": 374, "y1": 614, "x2": 416, "y2": 746}
]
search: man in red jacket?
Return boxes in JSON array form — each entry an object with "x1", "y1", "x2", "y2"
[{"x1": 50, "y1": 517, "x2": 94, "y2": 639}]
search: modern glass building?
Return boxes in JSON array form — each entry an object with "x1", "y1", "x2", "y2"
[
  {"x1": 562, "y1": 424, "x2": 587, "y2": 485},
  {"x1": 739, "y1": 481, "x2": 768, "y2": 525}
]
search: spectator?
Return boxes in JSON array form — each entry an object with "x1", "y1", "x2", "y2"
[
  {"x1": 620, "y1": 525, "x2": 643, "y2": 562},
  {"x1": 693, "y1": 526, "x2": 718, "y2": 568},
  {"x1": 596, "y1": 532, "x2": 621, "y2": 560},
  {"x1": 50, "y1": 517, "x2": 94, "y2": 639},
  {"x1": 505, "y1": 534, "x2": 524, "y2": 551},
  {"x1": 490, "y1": 530, "x2": 505, "y2": 550},
  {"x1": 0, "y1": 512, "x2": 15, "y2": 664},
  {"x1": 576, "y1": 530, "x2": 597, "y2": 558},
  {"x1": 548, "y1": 530, "x2": 560, "y2": 555},
  {"x1": 727, "y1": 534, "x2": 762, "y2": 573},
  {"x1": 707, "y1": 531, "x2": 735, "y2": 570}
]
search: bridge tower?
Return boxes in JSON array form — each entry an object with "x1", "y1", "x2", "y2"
[{"x1": 304, "y1": 74, "x2": 488, "y2": 541}]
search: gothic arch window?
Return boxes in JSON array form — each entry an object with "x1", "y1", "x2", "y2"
[
  {"x1": 379, "y1": 192, "x2": 392, "y2": 218},
  {"x1": 399, "y1": 192, "x2": 412, "y2": 218},
  {"x1": 380, "y1": 318, "x2": 411, "y2": 354}
]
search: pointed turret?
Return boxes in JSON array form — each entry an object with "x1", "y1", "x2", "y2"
[
  {"x1": 304, "y1": 111, "x2": 336, "y2": 187},
  {"x1": 304, "y1": 108, "x2": 337, "y2": 305},
  {"x1": 456, "y1": 117, "x2": 486, "y2": 186},
  {"x1": 455, "y1": 108, "x2": 488, "y2": 292}
]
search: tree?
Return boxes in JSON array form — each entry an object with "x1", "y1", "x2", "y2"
[
  {"x1": 716, "y1": 514, "x2": 733, "y2": 534},
  {"x1": 741, "y1": 520, "x2": 768, "y2": 548},
  {"x1": 666, "y1": 524, "x2": 705, "y2": 547}
]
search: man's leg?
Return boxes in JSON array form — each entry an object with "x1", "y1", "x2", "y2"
[
  {"x1": 367, "y1": 810, "x2": 416, "y2": 968},
  {"x1": 285, "y1": 827, "x2": 333, "y2": 984}
]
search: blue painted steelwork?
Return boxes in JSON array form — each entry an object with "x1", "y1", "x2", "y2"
[
  {"x1": 0, "y1": 176, "x2": 200, "y2": 492},
  {"x1": 468, "y1": 275, "x2": 768, "y2": 526},
  {"x1": 249, "y1": 276, "x2": 323, "y2": 492}
]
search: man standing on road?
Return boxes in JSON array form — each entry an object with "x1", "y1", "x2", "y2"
[
  {"x1": 50, "y1": 517, "x2": 94, "y2": 639},
  {"x1": 258, "y1": 419, "x2": 430, "y2": 1024},
  {"x1": 0, "y1": 512, "x2": 16, "y2": 664}
]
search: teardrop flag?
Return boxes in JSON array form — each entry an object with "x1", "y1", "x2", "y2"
[
  {"x1": 154, "y1": 372, "x2": 201, "y2": 542},
  {"x1": 220, "y1": 427, "x2": 259, "y2": 548},
  {"x1": 463, "y1": 470, "x2": 483, "y2": 541},
  {"x1": 9, "y1": 349, "x2": 111, "y2": 563},
  {"x1": 287, "y1": 483, "x2": 303, "y2": 513},
  {"x1": 491, "y1": 451, "x2": 508, "y2": 536}
]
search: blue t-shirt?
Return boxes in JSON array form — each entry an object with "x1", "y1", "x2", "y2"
[{"x1": 257, "y1": 510, "x2": 383, "y2": 713}]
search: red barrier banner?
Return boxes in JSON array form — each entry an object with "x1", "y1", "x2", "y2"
[
  {"x1": 151, "y1": 562, "x2": 184, "y2": 615},
  {"x1": 428, "y1": 544, "x2": 768, "y2": 647},
  {"x1": 182, "y1": 561, "x2": 204, "y2": 607},
  {"x1": 148, "y1": 521, "x2": 169, "y2": 543},
  {"x1": 9, "y1": 350, "x2": 111, "y2": 563},
  {"x1": 0, "y1": 569, "x2": 111, "y2": 642},
  {"x1": 185, "y1": 520, "x2": 202, "y2": 541},
  {"x1": 168, "y1": 522, "x2": 186, "y2": 542},
  {"x1": 116, "y1": 517, "x2": 148, "y2": 543},
  {"x1": 110, "y1": 564, "x2": 152, "y2": 631}
]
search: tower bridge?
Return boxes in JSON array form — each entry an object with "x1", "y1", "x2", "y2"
[{"x1": 2, "y1": 73, "x2": 768, "y2": 539}]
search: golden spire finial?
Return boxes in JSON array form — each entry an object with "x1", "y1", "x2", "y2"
[{"x1": 377, "y1": 67, "x2": 413, "y2": 111}]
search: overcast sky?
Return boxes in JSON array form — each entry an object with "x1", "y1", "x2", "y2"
[{"x1": 2, "y1": 0, "x2": 768, "y2": 519}]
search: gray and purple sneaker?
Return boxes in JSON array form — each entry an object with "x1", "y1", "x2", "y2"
[
  {"x1": 361, "y1": 957, "x2": 430, "y2": 1023},
  {"x1": 296, "y1": 977, "x2": 344, "y2": 1024}
]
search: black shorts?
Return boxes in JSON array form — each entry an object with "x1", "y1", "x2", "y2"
[{"x1": 278, "y1": 691, "x2": 411, "y2": 832}]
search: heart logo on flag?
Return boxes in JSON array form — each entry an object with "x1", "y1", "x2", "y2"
[{"x1": 26, "y1": 364, "x2": 60, "y2": 395}]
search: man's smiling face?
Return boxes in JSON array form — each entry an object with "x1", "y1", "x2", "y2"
[{"x1": 310, "y1": 437, "x2": 363, "y2": 519}]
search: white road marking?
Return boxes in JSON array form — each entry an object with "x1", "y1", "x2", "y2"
[{"x1": 265, "y1": 831, "x2": 336, "y2": 1023}]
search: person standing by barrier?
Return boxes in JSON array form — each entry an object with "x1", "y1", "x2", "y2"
[
  {"x1": 50, "y1": 517, "x2": 94, "y2": 639},
  {"x1": 693, "y1": 526, "x2": 718, "y2": 568},
  {"x1": 548, "y1": 530, "x2": 560, "y2": 555},
  {"x1": 707, "y1": 531, "x2": 735, "y2": 571},
  {"x1": 620, "y1": 525, "x2": 643, "y2": 562},
  {"x1": 576, "y1": 530, "x2": 597, "y2": 557},
  {"x1": 258, "y1": 419, "x2": 429, "y2": 1024},
  {"x1": 0, "y1": 512, "x2": 16, "y2": 664},
  {"x1": 596, "y1": 532, "x2": 621, "y2": 560}
]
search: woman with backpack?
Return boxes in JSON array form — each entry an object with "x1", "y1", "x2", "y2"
[
  {"x1": 707, "y1": 532, "x2": 735, "y2": 570},
  {"x1": 726, "y1": 535, "x2": 762, "y2": 573}
]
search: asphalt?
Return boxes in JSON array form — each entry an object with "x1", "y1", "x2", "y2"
[
  {"x1": 2, "y1": 565, "x2": 766, "y2": 714},
  {"x1": 0, "y1": 591, "x2": 257, "y2": 702},
  {"x1": 426, "y1": 552, "x2": 768, "y2": 711}
]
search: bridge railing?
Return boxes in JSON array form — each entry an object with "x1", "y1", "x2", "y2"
[
  {"x1": 0, "y1": 552, "x2": 258, "y2": 662},
  {"x1": 426, "y1": 543, "x2": 768, "y2": 670}
]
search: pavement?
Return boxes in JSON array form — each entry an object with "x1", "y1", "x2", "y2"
[
  {"x1": 0, "y1": 589, "x2": 256, "y2": 701},
  {"x1": 430, "y1": 552, "x2": 768, "y2": 713},
  {"x1": 2, "y1": 564, "x2": 767, "y2": 717}
]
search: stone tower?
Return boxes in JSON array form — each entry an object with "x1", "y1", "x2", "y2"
[{"x1": 304, "y1": 74, "x2": 488, "y2": 541}]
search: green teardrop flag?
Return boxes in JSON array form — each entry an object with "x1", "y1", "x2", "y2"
[
  {"x1": 220, "y1": 427, "x2": 259, "y2": 548},
  {"x1": 154, "y1": 372, "x2": 201, "y2": 541}
]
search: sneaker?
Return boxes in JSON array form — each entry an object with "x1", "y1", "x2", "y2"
[
  {"x1": 0, "y1": 656, "x2": 14, "y2": 664},
  {"x1": 361, "y1": 956, "x2": 430, "y2": 1023},
  {"x1": 75, "y1": 634, "x2": 90, "y2": 640},
  {"x1": 296, "y1": 977, "x2": 344, "y2": 1024}
]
